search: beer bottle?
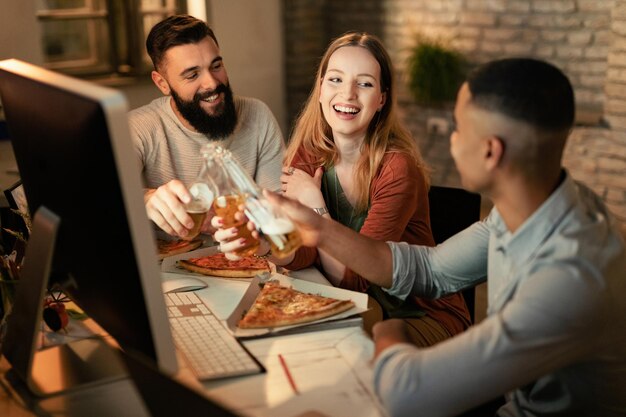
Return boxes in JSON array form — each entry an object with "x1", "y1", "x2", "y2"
[
  {"x1": 200, "y1": 144, "x2": 260, "y2": 257},
  {"x1": 215, "y1": 146, "x2": 302, "y2": 259}
]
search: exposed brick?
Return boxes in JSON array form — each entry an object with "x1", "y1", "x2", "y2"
[
  {"x1": 605, "y1": 114, "x2": 626, "y2": 130},
  {"x1": 606, "y1": 97, "x2": 626, "y2": 114},
  {"x1": 597, "y1": 155, "x2": 626, "y2": 172},
  {"x1": 541, "y1": 30, "x2": 567, "y2": 42},
  {"x1": 499, "y1": 15, "x2": 528, "y2": 26},
  {"x1": 460, "y1": 12, "x2": 497, "y2": 26},
  {"x1": 585, "y1": 16, "x2": 610, "y2": 30},
  {"x1": 529, "y1": 15, "x2": 555, "y2": 28},
  {"x1": 614, "y1": 2, "x2": 626, "y2": 18},
  {"x1": 580, "y1": 74, "x2": 607, "y2": 88},
  {"x1": 614, "y1": 21, "x2": 626, "y2": 36},
  {"x1": 504, "y1": 43, "x2": 534, "y2": 55},
  {"x1": 608, "y1": 68, "x2": 626, "y2": 81},
  {"x1": 483, "y1": 28, "x2": 521, "y2": 41},
  {"x1": 585, "y1": 46, "x2": 611, "y2": 59},
  {"x1": 609, "y1": 51, "x2": 626, "y2": 67},
  {"x1": 458, "y1": 27, "x2": 482, "y2": 37},
  {"x1": 556, "y1": 46, "x2": 584, "y2": 59},
  {"x1": 531, "y1": 0, "x2": 576, "y2": 13},
  {"x1": 606, "y1": 82, "x2": 626, "y2": 98},
  {"x1": 479, "y1": 41, "x2": 503, "y2": 53},
  {"x1": 568, "y1": 31, "x2": 593, "y2": 46},
  {"x1": 536, "y1": 45, "x2": 555, "y2": 58},
  {"x1": 507, "y1": 0, "x2": 531, "y2": 12},
  {"x1": 466, "y1": 0, "x2": 506, "y2": 12},
  {"x1": 567, "y1": 61, "x2": 607, "y2": 74},
  {"x1": 579, "y1": 0, "x2": 616, "y2": 12}
]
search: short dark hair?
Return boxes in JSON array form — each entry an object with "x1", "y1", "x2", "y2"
[
  {"x1": 467, "y1": 58, "x2": 575, "y2": 132},
  {"x1": 146, "y1": 14, "x2": 219, "y2": 70}
]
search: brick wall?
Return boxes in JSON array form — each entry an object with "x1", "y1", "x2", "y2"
[
  {"x1": 284, "y1": 0, "x2": 626, "y2": 234},
  {"x1": 564, "y1": 2, "x2": 626, "y2": 234}
]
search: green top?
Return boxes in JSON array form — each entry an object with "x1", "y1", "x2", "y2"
[{"x1": 321, "y1": 166, "x2": 424, "y2": 319}]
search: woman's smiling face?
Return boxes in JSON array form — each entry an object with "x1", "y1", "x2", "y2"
[{"x1": 319, "y1": 46, "x2": 386, "y2": 142}]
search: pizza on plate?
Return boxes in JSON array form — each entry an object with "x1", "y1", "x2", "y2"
[
  {"x1": 238, "y1": 280, "x2": 355, "y2": 328},
  {"x1": 177, "y1": 253, "x2": 270, "y2": 278},
  {"x1": 157, "y1": 238, "x2": 203, "y2": 260}
]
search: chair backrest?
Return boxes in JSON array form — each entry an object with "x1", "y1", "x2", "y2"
[{"x1": 427, "y1": 185, "x2": 481, "y2": 322}]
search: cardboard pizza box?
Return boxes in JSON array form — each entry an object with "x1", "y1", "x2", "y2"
[{"x1": 226, "y1": 274, "x2": 369, "y2": 338}]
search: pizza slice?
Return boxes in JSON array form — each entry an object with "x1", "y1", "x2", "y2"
[
  {"x1": 177, "y1": 253, "x2": 270, "y2": 278},
  {"x1": 238, "y1": 280, "x2": 355, "y2": 328},
  {"x1": 157, "y1": 238, "x2": 203, "y2": 260}
]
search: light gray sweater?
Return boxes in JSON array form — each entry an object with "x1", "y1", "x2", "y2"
[{"x1": 128, "y1": 96, "x2": 284, "y2": 192}]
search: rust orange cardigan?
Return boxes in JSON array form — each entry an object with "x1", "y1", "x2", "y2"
[{"x1": 284, "y1": 148, "x2": 471, "y2": 336}]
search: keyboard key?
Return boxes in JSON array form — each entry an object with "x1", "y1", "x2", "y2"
[{"x1": 164, "y1": 292, "x2": 263, "y2": 380}]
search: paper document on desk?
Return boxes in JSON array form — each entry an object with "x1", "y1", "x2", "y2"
[{"x1": 227, "y1": 274, "x2": 368, "y2": 338}]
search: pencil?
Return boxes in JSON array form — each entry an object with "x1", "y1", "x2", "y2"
[{"x1": 278, "y1": 353, "x2": 299, "y2": 395}]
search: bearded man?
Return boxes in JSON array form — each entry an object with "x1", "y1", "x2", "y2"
[{"x1": 129, "y1": 14, "x2": 284, "y2": 238}]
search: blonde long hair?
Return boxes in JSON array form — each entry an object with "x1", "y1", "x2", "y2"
[{"x1": 285, "y1": 32, "x2": 428, "y2": 213}]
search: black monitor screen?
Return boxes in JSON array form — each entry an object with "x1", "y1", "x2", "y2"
[{"x1": 0, "y1": 59, "x2": 177, "y2": 373}]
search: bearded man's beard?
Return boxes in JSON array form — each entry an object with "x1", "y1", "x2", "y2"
[{"x1": 170, "y1": 83, "x2": 237, "y2": 138}]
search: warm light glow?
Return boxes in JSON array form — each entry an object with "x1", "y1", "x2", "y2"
[{"x1": 187, "y1": 0, "x2": 207, "y2": 21}]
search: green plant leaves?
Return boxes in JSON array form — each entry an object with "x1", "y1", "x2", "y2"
[{"x1": 407, "y1": 39, "x2": 466, "y2": 106}]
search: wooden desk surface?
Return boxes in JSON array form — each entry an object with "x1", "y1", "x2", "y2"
[{"x1": 0, "y1": 268, "x2": 387, "y2": 417}]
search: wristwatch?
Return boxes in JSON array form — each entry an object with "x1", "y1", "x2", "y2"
[{"x1": 313, "y1": 206, "x2": 329, "y2": 216}]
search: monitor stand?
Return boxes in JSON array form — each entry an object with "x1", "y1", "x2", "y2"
[{"x1": 1, "y1": 206, "x2": 127, "y2": 397}]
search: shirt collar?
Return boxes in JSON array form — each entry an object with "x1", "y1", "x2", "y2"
[{"x1": 487, "y1": 170, "x2": 577, "y2": 264}]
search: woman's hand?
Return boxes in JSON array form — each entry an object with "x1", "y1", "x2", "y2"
[
  {"x1": 281, "y1": 166, "x2": 325, "y2": 209},
  {"x1": 210, "y1": 210, "x2": 262, "y2": 260}
]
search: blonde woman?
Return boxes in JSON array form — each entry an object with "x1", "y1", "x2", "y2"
[{"x1": 216, "y1": 32, "x2": 470, "y2": 346}]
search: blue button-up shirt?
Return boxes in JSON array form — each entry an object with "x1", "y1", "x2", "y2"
[{"x1": 374, "y1": 172, "x2": 626, "y2": 417}]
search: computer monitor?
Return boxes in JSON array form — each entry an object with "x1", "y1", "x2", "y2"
[{"x1": 0, "y1": 59, "x2": 177, "y2": 395}]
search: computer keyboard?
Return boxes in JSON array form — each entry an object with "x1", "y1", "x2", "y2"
[{"x1": 164, "y1": 291, "x2": 264, "y2": 380}]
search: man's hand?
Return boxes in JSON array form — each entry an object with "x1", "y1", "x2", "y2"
[
  {"x1": 263, "y1": 189, "x2": 324, "y2": 248},
  {"x1": 372, "y1": 319, "x2": 412, "y2": 360},
  {"x1": 144, "y1": 179, "x2": 194, "y2": 238}
]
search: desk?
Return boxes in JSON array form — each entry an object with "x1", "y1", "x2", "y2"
[{"x1": 0, "y1": 268, "x2": 387, "y2": 417}]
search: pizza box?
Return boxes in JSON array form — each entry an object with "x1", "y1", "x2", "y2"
[{"x1": 226, "y1": 274, "x2": 369, "y2": 338}]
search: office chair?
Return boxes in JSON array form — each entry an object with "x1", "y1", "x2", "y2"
[{"x1": 427, "y1": 185, "x2": 482, "y2": 323}]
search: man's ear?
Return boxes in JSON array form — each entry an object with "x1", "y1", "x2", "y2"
[
  {"x1": 485, "y1": 135, "x2": 504, "y2": 171},
  {"x1": 151, "y1": 70, "x2": 171, "y2": 95}
]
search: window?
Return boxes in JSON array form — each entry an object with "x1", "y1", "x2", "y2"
[{"x1": 36, "y1": 0, "x2": 185, "y2": 78}]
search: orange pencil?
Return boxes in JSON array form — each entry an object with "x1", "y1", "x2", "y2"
[{"x1": 278, "y1": 354, "x2": 299, "y2": 395}]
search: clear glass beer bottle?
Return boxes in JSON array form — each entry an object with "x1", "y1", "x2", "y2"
[
  {"x1": 215, "y1": 146, "x2": 302, "y2": 259},
  {"x1": 200, "y1": 144, "x2": 260, "y2": 257}
]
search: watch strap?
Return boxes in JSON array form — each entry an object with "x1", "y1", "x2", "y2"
[{"x1": 313, "y1": 207, "x2": 329, "y2": 216}]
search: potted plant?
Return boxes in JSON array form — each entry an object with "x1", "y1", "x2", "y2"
[{"x1": 406, "y1": 36, "x2": 467, "y2": 107}]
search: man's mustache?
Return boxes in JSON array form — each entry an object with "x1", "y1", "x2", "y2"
[{"x1": 195, "y1": 83, "x2": 229, "y2": 102}]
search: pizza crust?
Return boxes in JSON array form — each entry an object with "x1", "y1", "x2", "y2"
[
  {"x1": 157, "y1": 239, "x2": 203, "y2": 260},
  {"x1": 177, "y1": 259, "x2": 270, "y2": 278},
  {"x1": 238, "y1": 299, "x2": 354, "y2": 328},
  {"x1": 238, "y1": 281, "x2": 356, "y2": 328}
]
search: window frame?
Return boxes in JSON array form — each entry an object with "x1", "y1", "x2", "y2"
[{"x1": 36, "y1": 0, "x2": 185, "y2": 79}]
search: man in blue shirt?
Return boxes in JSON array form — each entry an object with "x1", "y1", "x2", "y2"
[{"x1": 263, "y1": 58, "x2": 626, "y2": 416}]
